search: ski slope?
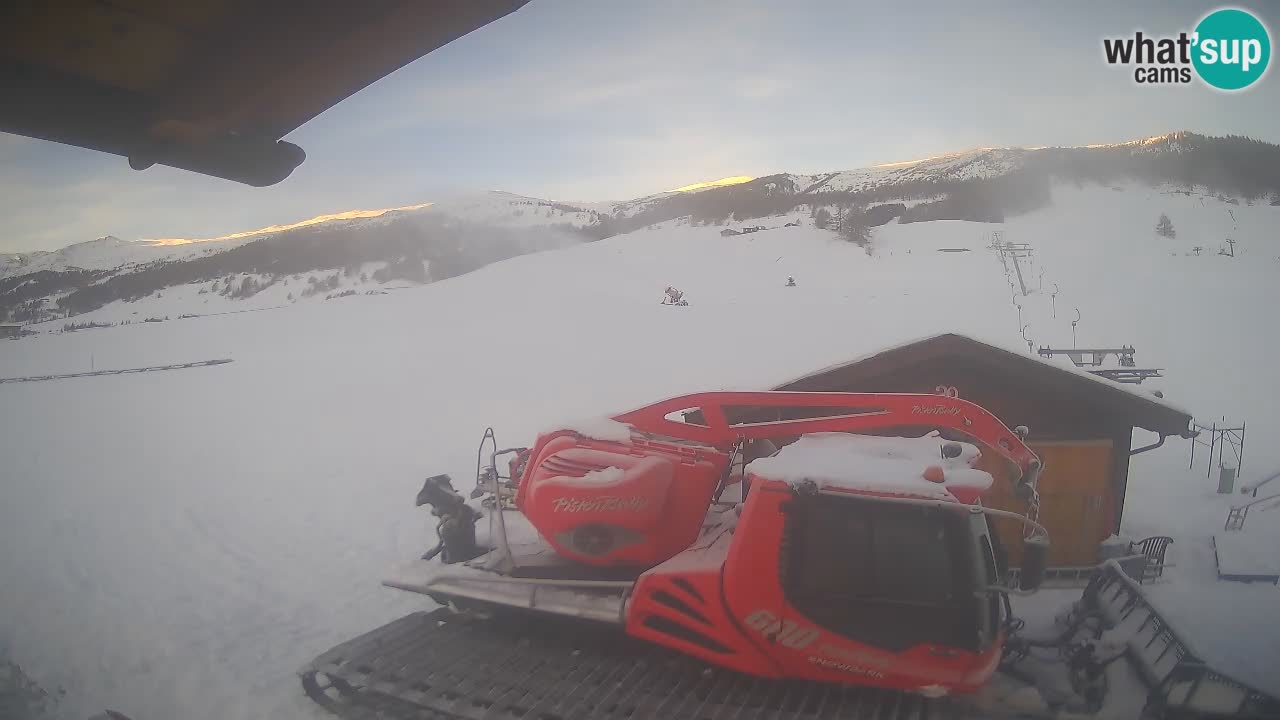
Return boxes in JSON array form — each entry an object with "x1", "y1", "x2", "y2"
[{"x1": 1, "y1": 182, "x2": 1278, "y2": 720}]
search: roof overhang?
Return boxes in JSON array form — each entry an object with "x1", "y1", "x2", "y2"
[
  {"x1": 772, "y1": 333, "x2": 1195, "y2": 439},
  {"x1": 0, "y1": 0, "x2": 529, "y2": 186}
]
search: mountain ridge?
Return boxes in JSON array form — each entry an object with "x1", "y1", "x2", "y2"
[
  {"x1": 5, "y1": 130, "x2": 1259, "y2": 261},
  {"x1": 3, "y1": 131, "x2": 1277, "y2": 326}
]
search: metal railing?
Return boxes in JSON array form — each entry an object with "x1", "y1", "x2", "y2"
[
  {"x1": 1087, "y1": 560, "x2": 1280, "y2": 718},
  {"x1": 1240, "y1": 468, "x2": 1280, "y2": 498},
  {"x1": 1224, "y1": 490, "x2": 1280, "y2": 531}
]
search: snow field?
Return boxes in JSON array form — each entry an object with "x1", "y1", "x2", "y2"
[{"x1": 1, "y1": 181, "x2": 1277, "y2": 718}]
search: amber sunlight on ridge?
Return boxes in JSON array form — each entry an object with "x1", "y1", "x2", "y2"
[
  {"x1": 667, "y1": 175, "x2": 754, "y2": 193},
  {"x1": 145, "y1": 203, "x2": 435, "y2": 246}
]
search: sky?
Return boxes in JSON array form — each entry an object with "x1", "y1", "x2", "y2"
[{"x1": 3, "y1": 0, "x2": 1279, "y2": 253}]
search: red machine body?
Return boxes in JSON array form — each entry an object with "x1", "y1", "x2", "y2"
[
  {"x1": 507, "y1": 391, "x2": 1040, "y2": 695},
  {"x1": 517, "y1": 431, "x2": 729, "y2": 566},
  {"x1": 625, "y1": 481, "x2": 1004, "y2": 692}
]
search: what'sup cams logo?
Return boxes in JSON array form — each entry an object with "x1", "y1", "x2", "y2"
[{"x1": 1104, "y1": 7, "x2": 1271, "y2": 90}]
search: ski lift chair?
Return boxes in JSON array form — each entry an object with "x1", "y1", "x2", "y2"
[{"x1": 1130, "y1": 535, "x2": 1173, "y2": 583}]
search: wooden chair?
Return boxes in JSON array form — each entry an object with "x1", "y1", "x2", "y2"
[{"x1": 1130, "y1": 536, "x2": 1173, "y2": 583}]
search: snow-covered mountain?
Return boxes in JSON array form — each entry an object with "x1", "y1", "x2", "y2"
[
  {"x1": 776, "y1": 132, "x2": 1209, "y2": 194},
  {"x1": 0, "y1": 193, "x2": 599, "y2": 282},
  {"x1": 3, "y1": 131, "x2": 1277, "y2": 330},
  {"x1": 781, "y1": 147, "x2": 1031, "y2": 195},
  {"x1": 0, "y1": 192, "x2": 604, "y2": 327},
  {"x1": 0, "y1": 235, "x2": 224, "y2": 276},
  {"x1": 595, "y1": 148, "x2": 1030, "y2": 221}
]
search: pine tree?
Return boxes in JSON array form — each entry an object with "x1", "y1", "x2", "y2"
[
  {"x1": 838, "y1": 204, "x2": 872, "y2": 247},
  {"x1": 1155, "y1": 213, "x2": 1176, "y2": 239}
]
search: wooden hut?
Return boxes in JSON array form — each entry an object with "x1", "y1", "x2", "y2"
[{"x1": 769, "y1": 334, "x2": 1195, "y2": 567}]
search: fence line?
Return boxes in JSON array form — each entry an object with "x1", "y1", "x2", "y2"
[{"x1": 0, "y1": 358, "x2": 233, "y2": 384}]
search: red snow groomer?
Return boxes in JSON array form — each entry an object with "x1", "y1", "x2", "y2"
[
  {"x1": 373, "y1": 393, "x2": 1049, "y2": 686},
  {"x1": 489, "y1": 392, "x2": 1047, "y2": 693},
  {"x1": 304, "y1": 391, "x2": 1280, "y2": 719}
]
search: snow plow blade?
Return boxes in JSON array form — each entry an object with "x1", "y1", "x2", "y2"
[
  {"x1": 301, "y1": 609, "x2": 966, "y2": 720},
  {"x1": 1085, "y1": 560, "x2": 1280, "y2": 719}
]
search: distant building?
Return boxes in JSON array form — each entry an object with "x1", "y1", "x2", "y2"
[
  {"x1": 0, "y1": 323, "x2": 23, "y2": 338},
  {"x1": 719, "y1": 229, "x2": 741, "y2": 237}
]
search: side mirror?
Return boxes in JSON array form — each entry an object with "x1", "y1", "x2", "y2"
[{"x1": 1019, "y1": 535, "x2": 1050, "y2": 591}]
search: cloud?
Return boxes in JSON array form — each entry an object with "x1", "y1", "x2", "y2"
[
  {"x1": 347, "y1": 4, "x2": 803, "y2": 138},
  {"x1": 735, "y1": 74, "x2": 787, "y2": 100}
]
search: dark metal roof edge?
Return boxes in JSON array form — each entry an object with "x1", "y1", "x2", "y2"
[{"x1": 773, "y1": 333, "x2": 1193, "y2": 436}]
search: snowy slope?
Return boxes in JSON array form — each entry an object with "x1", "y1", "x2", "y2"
[
  {"x1": 1, "y1": 181, "x2": 1278, "y2": 720},
  {"x1": 6, "y1": 132, "x2": 1268, "y2": 333},
  {"x1": 2, "y1": 194, "x2": 599, "y2": 327},
  {"x1": 425, "y1": 191, "x2": 597, "y2": 227},
  {"x1": 24, "y1": 266, "x2": 406, "y2": 332},
  {"x1": 787, "y1": 147, "x2": 1031, "y2": 195},
  {"x1": 990, "y1": 184, "x2": 1280, "y2": 697},
  {"x1": 0, "y1": 236, "x2": 243, "y2": 278}
]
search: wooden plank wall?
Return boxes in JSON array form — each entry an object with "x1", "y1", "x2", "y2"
[{"x1": 980, "y1": 440, "x2": 1115, "y2": 567}]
